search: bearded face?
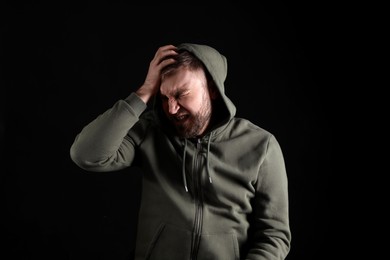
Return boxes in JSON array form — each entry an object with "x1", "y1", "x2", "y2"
[{"x1": 160, "y1": 67, "x2": 214, "y2": 138}]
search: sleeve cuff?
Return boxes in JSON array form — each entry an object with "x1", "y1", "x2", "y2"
[{"x1": 124, "y1": 92, "x2": 148, "y2": 117}]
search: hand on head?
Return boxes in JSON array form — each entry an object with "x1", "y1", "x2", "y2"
[{"x1": 136, "y1": 45, "x2": 178, "y2": 104}]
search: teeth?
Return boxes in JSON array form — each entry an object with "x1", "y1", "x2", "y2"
[{"x1": 176, "y1": 115, "x2": 186, "y2": 121}]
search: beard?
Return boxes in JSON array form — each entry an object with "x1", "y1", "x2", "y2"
[{"x1": 171, "y1": 98, "x2": 212, "y2": 139}]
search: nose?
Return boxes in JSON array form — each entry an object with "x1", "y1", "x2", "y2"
[{"x1": 168, "y1": 99, "x2": 180, "y2": 114}]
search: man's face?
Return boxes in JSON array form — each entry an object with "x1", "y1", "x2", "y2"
[{"x1": 160, "y1": 67, "x2": 213, "y2": 138}]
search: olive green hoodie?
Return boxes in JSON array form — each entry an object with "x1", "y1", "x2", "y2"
[{"x1": 70, "y1": 43, "x2": 291, "y2": 259}]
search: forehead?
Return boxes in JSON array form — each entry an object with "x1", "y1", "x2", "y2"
[{"x1": 160, "y1": 67, "x2": 207, "y2": 95}]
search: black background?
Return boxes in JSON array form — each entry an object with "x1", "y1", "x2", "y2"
[{"x1": 1, "y1": 1, "x2": 332, "y2": 259}]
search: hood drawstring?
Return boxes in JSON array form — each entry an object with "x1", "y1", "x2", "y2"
[
  {"x1": 182, "y1": 138, "x2": 189, "y2": 192},
  {"x1": 182, "y1": 133, "x2": 213, "y2": 192},
  {"x1": 206, "y1": 133, "x2": 213, "y2": 184}
]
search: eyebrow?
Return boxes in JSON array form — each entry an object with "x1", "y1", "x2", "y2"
[{"x1": 161, "y1": 85, "x2": 190, "y2": 98}]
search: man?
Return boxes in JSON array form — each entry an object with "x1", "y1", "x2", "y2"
[{"x1": 70, "y1": 43, "x2": 291, "y2": 259}]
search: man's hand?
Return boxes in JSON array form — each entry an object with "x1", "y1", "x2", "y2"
[{"x1": 135, "y1": 44, "x2": 178, "y2": 104}]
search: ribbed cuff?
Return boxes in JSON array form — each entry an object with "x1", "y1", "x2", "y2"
[{"x1": 124, "y1": 92, "x2": 148, "y2": 117}]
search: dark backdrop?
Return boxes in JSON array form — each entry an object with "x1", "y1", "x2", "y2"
[{"x1": 1, "y1": 2, "x2": 332, "y2": 260}]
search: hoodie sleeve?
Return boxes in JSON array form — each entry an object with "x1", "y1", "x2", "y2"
[
  {"x1": 246, "y1": 135, "x2": 291, "y2": 259},
  {"x1": 70, "y1": 93, "x2": 147, "y2": 172}
]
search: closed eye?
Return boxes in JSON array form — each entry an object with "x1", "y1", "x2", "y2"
[
  {"x1": 176, "y1": 92, "x2": 189, "y2": 100},
  {"x1": 161, "y1": 90, "x2": 190, "y2": 102}
]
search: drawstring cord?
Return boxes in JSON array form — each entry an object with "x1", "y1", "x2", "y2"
[
  {"x1": 182, "y1": 138, "x2": 188, "y2": 192},
  {"x1": 206, "y1": 133, "x2": 213, "y2": 184}
]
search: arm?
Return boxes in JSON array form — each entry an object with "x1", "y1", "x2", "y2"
[
  {"x1": 69, "y1": 93, "x2": 147, "y2": 172},
  {"x1": 69, "y1": 44, "x2": 178, "y2": 172},
  {"x1": 246, "y1": 135, "x2": 291, "y2": 260}
]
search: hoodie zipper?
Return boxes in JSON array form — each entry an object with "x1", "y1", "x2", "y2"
[{"x1": 191, "y1": 138, "x2": 204, "y2": 260}]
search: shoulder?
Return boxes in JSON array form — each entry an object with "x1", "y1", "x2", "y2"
[
  {"x1": 214, "y1": 117, "x2": 275, "y2": 144},
  {"x1": 229, "y1": 117, "x2": 272, "y2": 136}
]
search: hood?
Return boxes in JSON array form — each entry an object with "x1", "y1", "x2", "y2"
[
  {"x1": 177, "y1": 43, "x2": 236, "y2": 123},
  {"x1": 155, "y1": 43, "x2": 237, "y2": 192}
]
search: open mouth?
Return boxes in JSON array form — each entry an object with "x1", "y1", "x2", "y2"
[{"x1": 173, "y1": 114, "x2": 189, "y2": 123}]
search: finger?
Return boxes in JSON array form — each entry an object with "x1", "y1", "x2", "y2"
[
  {"x1": 155, "y1": 45, "x2": 177, "y2": 59},
  {"x1": 157, "y1": 50, "x2": 177, "y2": 66},
  {"x1": 159, "y1": 57, "x2": 177, "y2": 68},
  {"x1": 158, "y1": 44, "x2": 177, "y2": 52}
]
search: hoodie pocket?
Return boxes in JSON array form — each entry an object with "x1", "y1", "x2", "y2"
[
  {"x1": 145, "y1": 223, "x2": 192, "y2": 260},
  {"x1": 197, "y1": 232, "x2": 240, "y2": 260}
]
